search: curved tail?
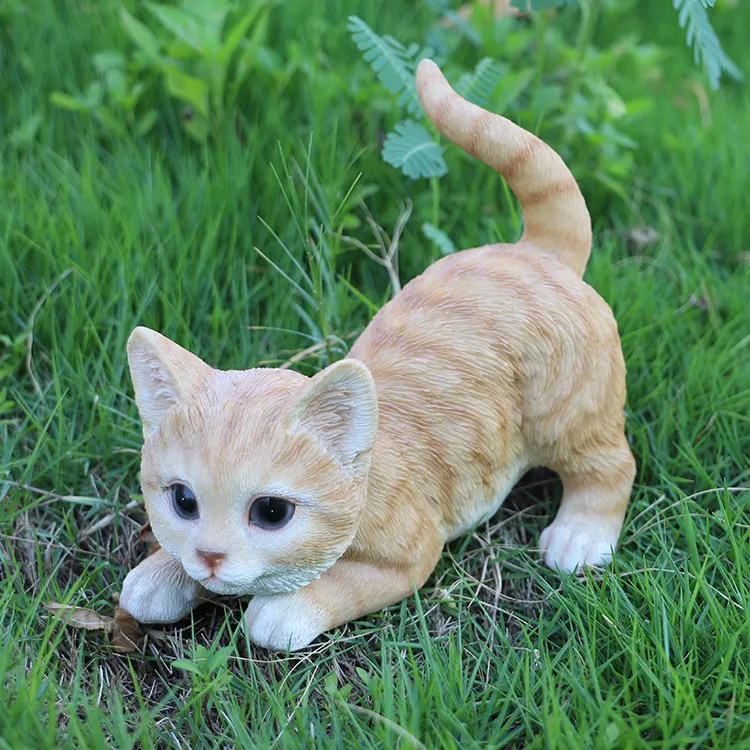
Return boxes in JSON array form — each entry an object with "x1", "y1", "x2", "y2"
[{"x1": 416, "y1": 59, "x2": 592, "y2": 277}]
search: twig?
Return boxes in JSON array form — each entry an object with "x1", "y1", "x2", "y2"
[
  {"x1": 627, "y1": 486, "x2": 750, "y2": 541},
  {"x1": 0, "y1": 533, "x2": 119, "y2": 560},
  {"x1": 384, "y1": 200, "x2": 412, "y2": 295},
  {"x1": 279, "y1": 339, "x2": 331, "y2": 370},
  {"x1": 1, "y1": 480, "x2": 106, "y2": 508},
  {"x1": 340, "y1": 702, "x2": 427, "y2": 750},
  {"x1": 360, "y1": 201, "x2": 392, "y2": 251},
  {"x1": 78, "y1": 498, "x2": 143, "y2": 540},
  {"x1": 344, "y1": 200, "x2": 413, "y2": 297},
  {"x1": 276, "y1": 332, "x2": 359, "y2": 370},
  {"x1": 14, "y1": 513, "x2": 39, "y2": 593},
  {"x1": 342, "y1": 235, "x2": 390, "y2": 268}
]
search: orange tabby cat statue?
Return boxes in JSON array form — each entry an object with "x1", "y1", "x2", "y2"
[{"x1": 119, "y1": 60, "x2": 636, "y2": 651}]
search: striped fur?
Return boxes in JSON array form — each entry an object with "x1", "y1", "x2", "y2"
[{"x1": 119, "y1": 62, "x2": 635, "y2": 652}]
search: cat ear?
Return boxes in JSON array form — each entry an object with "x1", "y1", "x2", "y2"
[
  {"x1": 292, "y1": 360, "x2": 378, "y2": 474},
  {"x1": 127, "y1": 327, "x2": 212, "y2": 438}
]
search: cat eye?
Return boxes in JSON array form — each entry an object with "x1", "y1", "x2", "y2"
[
  {"x1": 171, "y1": 483, "x2": 199, "y2": 520},
  {"x1": 249, "y1": 496, "x2": 295, "y2": 530}
]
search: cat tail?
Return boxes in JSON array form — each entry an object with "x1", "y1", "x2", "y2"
[{"x1": 416, "y1": 59, "x2": 592, "y2": 277}]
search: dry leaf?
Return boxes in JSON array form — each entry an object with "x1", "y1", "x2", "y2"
[
  {"x1": 44, "y1": 603, "x2": 145, "y2": 653},
  {"x1": 623, "y1": 226, "x2": 660, "y2": 253},
  {"x1": 139, "y1": 521, "x2": 161, "y2": 556},
  {"x1": 44, "y1": 603, "x2": 114, "y2": 632},
  {"x1": 687, "y1": 293, "x2": 710, "y2": 311},
  {"x1": 112, "y1": 606, "x2": 145, "y2": 653}
]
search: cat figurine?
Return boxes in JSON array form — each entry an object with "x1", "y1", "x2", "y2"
[{"x1": 119, "y1": 59, "x2": 636, "y2": 651}]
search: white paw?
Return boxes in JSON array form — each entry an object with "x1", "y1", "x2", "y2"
[
  {"x1": 120, "y1": 552, "x2": 206, "y2": 624},
  {"x1": 244, "y1": 593, "x2": 330, "y2": 652},
  {"x1": 539, "y1": 516, "x2": 621, "y2": 573}
]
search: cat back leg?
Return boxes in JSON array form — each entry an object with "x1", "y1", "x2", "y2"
[{"x1": 539, "y1": 435, "x2": 635, "y2": 572}]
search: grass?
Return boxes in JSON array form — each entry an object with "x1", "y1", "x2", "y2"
[{"x1": 1, "y1": 0, "x2": 749, "y2": 747}]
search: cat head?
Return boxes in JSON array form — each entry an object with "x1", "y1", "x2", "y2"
[{"x1": 126, "y1": 326, "x2": 378, "y2": 596}]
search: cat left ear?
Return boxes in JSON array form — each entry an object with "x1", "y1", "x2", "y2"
[
  {"x1": 127, "y1": 327, "x2": 213, "y2": 438},
  {"x1": 293, "y1": 360, "x2": 378, "y2": 475}
]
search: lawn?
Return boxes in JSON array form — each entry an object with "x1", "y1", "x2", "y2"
[{"x1": 1, "y1": 0, "x2": 749, "y2": 747}]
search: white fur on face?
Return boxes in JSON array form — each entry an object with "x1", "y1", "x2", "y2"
[
  {"x1": 144, "y1": 473, "x2": 346, "y2": 597},
  {"x1": 128, "y1": 344, "x2": 376, "y2": 598}
]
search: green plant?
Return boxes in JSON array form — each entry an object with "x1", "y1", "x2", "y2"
[
  {"x1": 514, "y1": 0, "x2": 741, "y2": 90},
  {"x1": 351, "y1": 0, "x2": 740, "y2": 188},
  {"x1": 51, "y1": 49, "x2": 157, "y2": 138},
  {"x1": 348, "y1": 8, "x2": 651, "y2": 215},
  {"x1": 2, "y1": 0, "x2": 750, "y2": 746},
  {"x1": 347, "y1": 15, "x2": 442, "y2": 179},
  {"x1": 672, "y1": 0, "x2": 742, "y2": 90},
  {"x1": 349, "y1": 0, "x2": 742, "y2": 223},
  {"x1": 171, "y1": 644, "x2": 234, "y2": 723},
  {"x1": 348, "y1": 15, "x2": 511, "y2": 181},
  {"x1": 51, "y1": 0, "x2": 272, "y2": 140},
  {"x1": 0, "y1": 333, "x2": 24, "y2": 421},
  {"x1": 172, "y1": 643, "x2": 234, "y2": 682}
]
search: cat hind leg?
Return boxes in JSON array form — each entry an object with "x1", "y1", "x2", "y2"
[{"x1": 539, "y1": 435, "x2": 635, "y2": 572}]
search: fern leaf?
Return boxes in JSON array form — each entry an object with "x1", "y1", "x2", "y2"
[
  {"x1": 422, "y1": 222, "x2": 456, "y2": 255},
  {"x1": 382, "y1": 121, "x2": 448, "y2": 180},
  {"x1": 348, "y1": 16, "x2": 435, "y2": 115},
  {"x1": 673, "y1": 0, "x2": 742, "y2": 90},
  {"x1": 456, "y1": 57, "x2": 504, "y2": 108}
]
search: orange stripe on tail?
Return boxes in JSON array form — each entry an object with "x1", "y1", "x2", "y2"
[{"x1": 416, "y1": 59, "x2": 592, "y2": 277}]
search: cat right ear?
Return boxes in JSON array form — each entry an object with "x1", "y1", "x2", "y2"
[
  {"x1": 126, "y1": 327, "x2": 212, "y2": 438},
  {"x1": 292, "y1": 359, "x2": 378, "y2": 475}
]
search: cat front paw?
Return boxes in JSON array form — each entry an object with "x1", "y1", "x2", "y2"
[
  {"x1": 539, "y1": 516, "x2": 621, "y2": 573},
  {"x1": 120, "y1": 549, "x2": 208, "y2": 624},
  {"x1": 244, "y1": 593, "x2": 330, "y2": 652}
]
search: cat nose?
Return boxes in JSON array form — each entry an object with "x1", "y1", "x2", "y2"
[{"x1": 197, "y1": 549, "x2": 226, "y2": 572}]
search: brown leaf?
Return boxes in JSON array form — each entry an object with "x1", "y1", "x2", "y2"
[
  {"x1": 623, "y1": 226, "x2": 660, "y2": 253},
  {"x1": 139, "y1": 521, "x2": 161, "y2": 556},
  {"x1": 111, "y1": 606, "x2": 146, "y2": 653},
  {"x1": 44, "y1": 603, "x2": 147, "y2": 654},
  {"x1": 687, "y1": 293, "x2": 710, "y2": 311},
  {"x1": 44, "y1": 603, "x2": 114, "y2": 632}
]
